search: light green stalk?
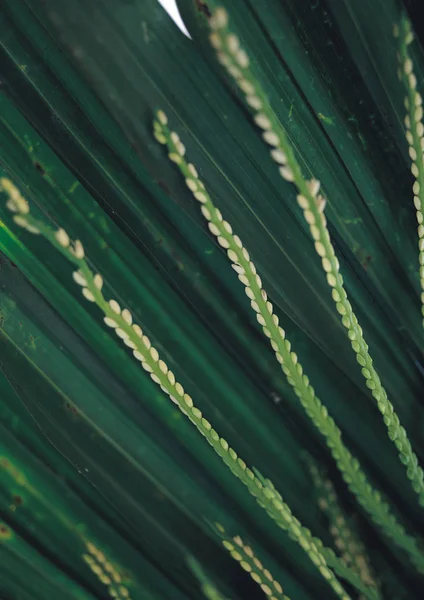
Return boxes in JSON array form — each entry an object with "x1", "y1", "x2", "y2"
[
  {"x1": 309, "y1": 463, "x2": 381, "y2": 599},
  {"x1": 214, "y1": 523, "x2": 290, "y2": 600},
  {"x1": 206, "y1": 5, "x2": 424, "y2": 509},
  {"x1": 188, "y1": 558, "x2": 231, "y2": 600},
  {"x1": 1, "y1": 177, "x2": 357, "y2": 600},
  {"x1": 151, "y1": 111, "x2": 424, "y2": 575},
  {"x1": 82, "y1": 541, "x2": 131, "y2": 600},
  {"x1": 394, "y1": 14, "x2": 424, "y2": 327}
]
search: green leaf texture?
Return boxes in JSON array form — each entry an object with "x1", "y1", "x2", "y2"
[{"x1": 0, "y1": 0, "x2": 423, "y2": 598}]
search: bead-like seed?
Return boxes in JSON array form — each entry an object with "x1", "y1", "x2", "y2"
[
  {"x1": 233, "y1": 235, "x2": 243, "y2": 248},
  {"x1": 201, "y1": 206, "x2": 211, "y2": 220},
  {"x1": 208, "y1": 222, "x2": 220, "y2": 236},
  {"x1": 72, "y1": 240, "x2": 85, "y2": 259},
  {"x1": 409, "y1": 73, "x2": 417, "y2": 89},
  {"x1": 192, "y1": 407, "x2": 202, "y2": 419},
  {"x1": 297, "y1": 194, "x2": 308, "y2": 209},
  {"x1": 251, "y1": 300, "x2": 260, "y2": 312},
  {"x1": 227, "y1": 64, "x2": 242, "y2": 79},
  {"x1": 315, "y1": 242, "x2": 326, "y2": 257},
  {"x1": 194, "y1": 191, "x2": 208, "y2": 203},
  {"x1": 220, "y1": 438, "x2": 229, "y2": 451},
  {"x1": 270, "y1": 148, "x2": 287, "y2": 164},
  {"x1": 26, "y1": 223, "x2": 40, "y2": 234},
  {"x1": 304, "y1": 210, "x2": 315, "y2": 225},
  {"x1": 73, "y1": 271, "x2": 87, "y2": 286},
  {"x1": 168, "y1": 153, "x2": 182, "y2": 164},
  {"x1": 236, "y1": 49, "x2": 249, "y2": 68},
  {"x1": 316, "y1": 195, "x2": 326, "y2": 212},
  {"x1": 322, "y1": 258, "x2": 332, "y2": 272},
  {"x1": 187, "y1": 163, "x2": 198, "y2": 179},
  {"x1": 226, "y1": 34, "x2": 239, "y2": 54},
  {"x1": 104, "y1": 317, "x2": 117, "y2": 328},
  {"x1": 308, "y1": 179, "x2": 320, "y2": 196},
  {"x1": 216, "y1": 52, "x2": 230, "y2": 67},
  {"x1": 133, "y1": 324, "x2": 142, "y2": 337},
  {"x1": 170, "y1": 132, "x2": 180, "y2": 145},
  {"x1": 209, "y1": 32, "x2": 221, "y2": 50},
  {"x1": 93, "y1": 274, "x2": 103, "y2": 290},
  {"x1": 109, "y1": 300, "x2": 121, "y2": 314},
  {"x1": 154, "y1": 132, "x2": 166, "y2": 144},
  {"x1": 279, "y1": 166, "x2": 294, "y2": 182},
  {"x1": 185, "y1": 178, "x2": 197, "y2": 192},
  {"x1": 246, "y1": 96, "x2": 262, "y2": 110},
  {"x1": 238, "y1": 78, "x2": 255, "y2": 95},
  {"x1": 6, "y1": 199, "x2": 18, "y2": 213},
  {"x1": 404, "y1": 58, "x2": 413, "y2": 74},
  {"x1": 254, "y1": 114, "x2": 272, "y2": 130},
  {"x1": 273, "y1": 581, "x2": 283, "y2": 593},
  {"x1": 232, "y1": 263, "x2": 244, "y2": 274},
  {"x1": 263, "y1": 131, "x2": 279, "y2": 146},
  {"x1": 82, "y1": 288, "x2": 95, "y2": 302},
  {"x1": 210, "y1": 7, "x2": 228, "y2": 29},
  {"x1": 327, "y1": 273, "x2": 337, "y2": 287},
  {"x1": 150, "y1": 347, "x2": 159, "y2": 361},
  {"x1": 157, "y1": 110, "x2": 168, "y2": 125},
  {"x1": 55, "y1": 228, "x2": 70, "y2": 247},
  {"x1": 310, "y1": 225, "x2": 320, "y2": 240},
  {"x1": 115, "y1": 328, "x2": 128, "y2": 340},
  {"x1": 158, "y1": 360, "x2": 168, "y2": 374},
  {"x1": 122, "y1": 309, "x2": 132, "y2": 325}
]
